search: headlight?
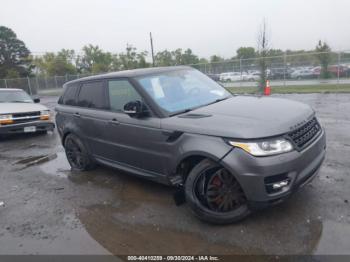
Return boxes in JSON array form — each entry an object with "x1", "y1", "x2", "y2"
[
  {"x1": 228, "y1": 138, "x2": 293, "y2": 156},
  {"x1": 40, "y1": 110, "x2": 50, "y2": 120},
  {"x1": 0, "y1": 114, "x2": 13, "y2": 125}
]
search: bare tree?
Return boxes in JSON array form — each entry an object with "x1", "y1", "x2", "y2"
[{"x1": 257, "y1": 19, "x2": 270, "y2": 93}]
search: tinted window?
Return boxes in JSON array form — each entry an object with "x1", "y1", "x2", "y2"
[
  {"x1": 61, "y1": 84, "x2": 78, "y2": 106},
  {"x1": 77, "y1": 81, "x2": 107, "y2": 109},
  {"x1": 108, "y1": 80, "x2": 141, "y2": 112}
]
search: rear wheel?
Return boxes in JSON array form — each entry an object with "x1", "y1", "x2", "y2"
[
  {"x1": 64, "y1": 134, "x2": 95, "y2": 171},
  {"x1": 185, "y1": 159, "x2": 250, "y2": 224}
]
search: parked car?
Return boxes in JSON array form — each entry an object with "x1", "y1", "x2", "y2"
[
  {"x1": 56, "y1": 66, "x2": 326, "y2": 224},
  {"x1": 0, "y1": 88, "x2": 55, "y2": 135},
  {"x1": 219, "y1": 72, "x2": 241, "y2": 82},
  {"x1": 269, "y1": 68, "x2": 292, "y2": 80},
  {"x1": 206, "y1": 73, "x2": 220, "y2": 82},
  {"x1": 291, "y1": 69, "x2": 314, "y2": 79},
  {"x1": 242, "y1": 72, "x2": 260, "y2": 81},
  {"x1": 313, "y1": 65, "x2": 348, "y2": 78}
]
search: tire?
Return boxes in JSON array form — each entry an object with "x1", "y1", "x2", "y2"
[
  {"x1": 185, "y1": 159, "x2": 251, "y2": 224},
  {"x1": 64, "y1": 133, "x2": 96, "y2": 171}
]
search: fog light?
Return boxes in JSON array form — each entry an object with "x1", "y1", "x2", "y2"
[{"x1": 272, "y1": 180, "x2": 289, "y2": 190}]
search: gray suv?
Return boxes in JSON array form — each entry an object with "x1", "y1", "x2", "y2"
[{"x1": 56, "y1": 66, "x2": 326, "y2": 224}]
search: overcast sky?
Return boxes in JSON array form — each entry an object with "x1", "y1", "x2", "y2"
[{"x1": 1, "y1": 0, "x2": 349, "y2": 58}]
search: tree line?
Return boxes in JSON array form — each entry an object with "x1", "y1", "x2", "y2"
[{"x1": 0, "y1": 25, "x2": 346, "y2": 79}]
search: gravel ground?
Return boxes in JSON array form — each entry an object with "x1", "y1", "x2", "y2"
[{"x1": 0, "y1": 94, "x2": 349, "y2": 257}]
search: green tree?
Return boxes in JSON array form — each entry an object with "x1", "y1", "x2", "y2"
[
  {"x1": 77, "y1": 44, "x2": 112, "y2": 74},
  {"x1": 209, "y1": 55, "x2": 224, "y2": 63},
  {"x1": 236, "y1": 47, "x2": 256, "y2": 60},
  {"x1": 181, "y1": 49, "x2": 199, "y2": 65},
  {"x1": 118, "y1": 44, "x2": 149, "y2": 70},
  {"x1": 315, "y1": 40, "x2": 332, "y2": 79},
  {"x1": 155, "y1": 50, "x2": 174, "y2": 66},
  {"x1": 170, "y1": 48, "x2": 199, "y2": 65},
  {"x1": 0, "y1": 26, "x2": 33, "y2": 78},
  {"x1": 34, "y1": 49, "x2": 77, "y2": 76}
]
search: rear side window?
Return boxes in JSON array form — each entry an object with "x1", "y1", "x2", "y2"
[
  {"x1": 77, "y1": 81, "x2": 107, "y2": 109},
  {"x1": 108, "y1": 80, "x2": 141, "y2": 112},
  {"x1": 61, "y1": 84, "x2": 79, "y2": 106}
]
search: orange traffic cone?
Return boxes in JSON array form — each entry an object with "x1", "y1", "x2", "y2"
[{"x1": 264, "y1": 80, "x2": 271, "y2": 95}]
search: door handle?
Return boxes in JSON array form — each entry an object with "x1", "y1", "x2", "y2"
[
  {"x1": 108, "y1": 118, "x2": 120, "y2": 125},
  {"x1": 74, "y1": 112, "x2": 81, "y2": 118}
]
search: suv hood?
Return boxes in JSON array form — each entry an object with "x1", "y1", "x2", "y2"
[
  {"x1": 161, "y1": 96, "x2": 314, "y2": 139},
  {"x1": 0, "y1": 103, "x2": 48, "y2": 115}
]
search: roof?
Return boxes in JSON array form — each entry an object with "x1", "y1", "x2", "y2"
[{"x1": 66, "y1": 66, "x2": 192, "y2": 85}]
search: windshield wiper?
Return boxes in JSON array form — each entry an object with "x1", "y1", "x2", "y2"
[
  {"x1": 169, "y1": 108, "x2": 194, "y2": 117},
  {"x1": 8, "y1": 100, "x2": 30, "y2": 103},
  {"x1": 205, "y1": 96, "x2": 230, "y2": 106}
]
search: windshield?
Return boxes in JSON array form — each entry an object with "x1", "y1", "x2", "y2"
[
  {"x1": 136, "y1": 69, "x2": 231, "y2": 115},
  {"x1": 0, "y1": 90, "x2": 33, "y2": 103}
]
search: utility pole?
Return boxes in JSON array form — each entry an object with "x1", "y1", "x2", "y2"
[{"x1": 150, "y1": 32, "x2": 155, "y2": 67}]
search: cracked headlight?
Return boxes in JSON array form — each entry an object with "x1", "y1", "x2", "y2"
[{"x1": 228, "y1": 138, "x2": 293, "y2": 156}]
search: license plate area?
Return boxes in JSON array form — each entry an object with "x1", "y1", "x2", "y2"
[{"x1": 24, "y1": 126, "x2": 36, "y2": 133}]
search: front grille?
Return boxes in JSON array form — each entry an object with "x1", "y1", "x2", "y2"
[
  {"x1": 13, "y1": 111, "x2": 40, "y2": 118},
  {"x1": 12, "y1": 111, "x2": 41, "y2": 124},
  {"x1": 287, "y1": 117, "x2": 321, "y2": 149}
]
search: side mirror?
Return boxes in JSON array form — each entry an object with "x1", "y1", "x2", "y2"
[
  {"x1": 33, "y1": 98, "x2": 40, "y2": 103},
  {"x1": 123, "y1": 100, "x2": 148, "y2": 117}
]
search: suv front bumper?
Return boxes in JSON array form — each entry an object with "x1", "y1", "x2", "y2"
[
  {"x1": 0, "y1": 120, "x2": 55, "y2": 135},
  {"x1": 220, "y1": 130, "x2": 326, "y2": 209}
]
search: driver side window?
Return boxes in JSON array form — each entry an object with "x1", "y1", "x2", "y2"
[{"x1": 108, "y1": 80, "x2": 141, "y2": 112}]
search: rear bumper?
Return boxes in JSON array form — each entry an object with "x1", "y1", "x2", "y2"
[
  {"x1": 0, "y1": 120, "x2": 55, "y2": 134},
  {"x1": 220, "y1": 129, "x2": 326, "y2": 209}
]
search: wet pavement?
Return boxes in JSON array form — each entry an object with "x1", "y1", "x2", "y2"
[{"x1": 0, "y1": 94, "x2": 349, "y2": 256}]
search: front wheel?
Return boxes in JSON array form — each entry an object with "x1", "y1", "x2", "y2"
[
  {"x1": 64, "y1": 134, "x2": 96, "y2": 171},
  {"x1": 185, "y1": 159, "x2": 250, "y2": 224}
]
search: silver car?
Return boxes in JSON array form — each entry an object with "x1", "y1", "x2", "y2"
[{"x1": 0, "y1": 88, "x2": 55, "y2": 135}]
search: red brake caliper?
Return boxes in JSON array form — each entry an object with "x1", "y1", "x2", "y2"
[{"x1": 211, "y1": 175, "x2": 223, "y2": 205}]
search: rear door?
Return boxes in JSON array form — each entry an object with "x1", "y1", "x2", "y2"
[{"x1": 75, "y1": 80, "x2": 110, "y2": 157}]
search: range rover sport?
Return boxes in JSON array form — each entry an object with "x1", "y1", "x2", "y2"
[{"x1": 55, "y1": 66, "x2": 326, "y2": 224}]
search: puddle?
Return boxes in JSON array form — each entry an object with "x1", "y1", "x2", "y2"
[
  {"x1": 72, "y1": 175, "x2": 327, "y2": 255},
  {"x1": 21, "y1": 143, "x2": 51, "y2": 150},
  {"x1": 13, "y1": 154, "x2": 57, "y2": 170},
  {"x1": 77, "y1": 205, "x2": 264, "y2": 255},
  {"x1": 39, "y1": 151, "x2": 71, "y2": 178},
  {"x1": 314, "y1": 220, "x2": 350, "y2": 254}
]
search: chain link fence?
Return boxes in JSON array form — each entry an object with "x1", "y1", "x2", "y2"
[
  {"x1": 1, "y1": 51, "x2": 350, "y2": 96},
  {"x1": 191, "y1": 50, "x2": 350, "y2": 92}
]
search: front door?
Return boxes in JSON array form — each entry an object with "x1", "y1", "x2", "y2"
[{"x1": 102, "y1": 79, "x2": 169, "y2": 176}]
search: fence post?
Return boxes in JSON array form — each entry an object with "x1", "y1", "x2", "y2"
[
  {"x1": 283, "y1": 53, "x2": 287, "y2": 87},
  {"x1": 239, "y1": 58, "x2": 242, "y2": 88},
  {"x1": 54, "y1": 76, "x2": 58, "y2": 88},
  {"x1": 337, "y1": 52, "x2": 341, "y2": 85},
  {"x1": 27, "y1": 77, "x2": 32, "y2": 95},
  {"x1": 4, "y1": 79, "x2": 8, "y2": 88}
]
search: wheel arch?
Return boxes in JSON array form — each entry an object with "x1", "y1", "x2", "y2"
[{"x1": 173, "y1": 151, "x2": 228, "y2": 184}]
